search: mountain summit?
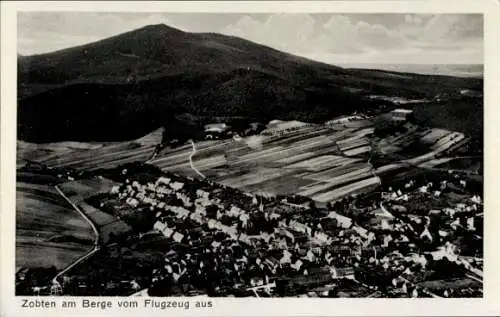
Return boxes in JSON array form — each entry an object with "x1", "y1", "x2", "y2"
[{"x1": 18, "y1": 24, "x2": 482, "y2": 143}]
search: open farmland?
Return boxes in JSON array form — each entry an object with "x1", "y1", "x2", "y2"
[
  {"x1": 16, "y1": 180, "x2": 95, "y2": 270},
  {"x1": 147, "y1": 114, "x2": 471, "y2": 204},
  {"x1": 17, "y1": 128, "x2": 163, "y2": 171},
  {"x1": 57, "y1": 178, "x2": 133, "y2": 244},
  {"x1": 17, "y1": 113, "x2": 473, "y2": 206}
]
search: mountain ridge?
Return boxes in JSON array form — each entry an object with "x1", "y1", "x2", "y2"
[{"x1": 18, "y1": 24, "x2": 483, "y2": 143}]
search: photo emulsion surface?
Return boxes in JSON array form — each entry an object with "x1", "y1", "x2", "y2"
[{"x1": 16, "y1": 12, "x2": 484, "y2": 298}]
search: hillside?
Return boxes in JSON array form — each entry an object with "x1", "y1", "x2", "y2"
[{"x1": 18, "y1": 24, "x2": 483, "y2": 143}]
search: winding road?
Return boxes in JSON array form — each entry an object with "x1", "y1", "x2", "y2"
[
  {"x1": 189, "y1": 140, "x2": 206, "y2": 179},
  {"x1": 52, "y1": 185, "x2": 101, "y2": 286}
]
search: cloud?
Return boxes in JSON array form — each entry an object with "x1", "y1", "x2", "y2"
[
  {"x1": 224, "y1": 14, "x2": 317, "y2": 52},
  {"x1": 17, "y1": 12, "x2": 483, "y2": 64},
  {"x1": 225, "y1": 14, "x2": 411, "y2": 55},
  {"x1": 422, "y1": 14, "x2": 483, "y2": 41}
]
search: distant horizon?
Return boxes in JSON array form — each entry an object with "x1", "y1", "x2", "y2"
[{"x1": 336, "y1": 63, "x2": 483, "y2": 78}]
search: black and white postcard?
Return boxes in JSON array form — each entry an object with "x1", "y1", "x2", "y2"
[{"x1": 1, "y1": 1, "x2": 499, "y2": 316}]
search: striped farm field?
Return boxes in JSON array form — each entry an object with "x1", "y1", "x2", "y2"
[
  {"x1": 49, "y1": 143, "x2": 152, "y2": 169},
  {"x1": 303, "y1": 162, "x2": 371, "y2": 181},
  {"x1": 18, "y1": 113, "x2": 473, "y2": 207},
  {"x1": 343, "y1": 145, "x2": 372, "y2": 157},
  {"x1": 311, "y1": 176, "x2": 381, "y2": 202},
  {"x1": 285, "y1": 155, "x2": 362, "y2": 171},
  {"x1": 304, "y1": 167, "x2": 373, "y2": 188},
  {"x1": 45, "y1": 142, "x2": 137, "y2": 165},
  {"x1": 431, "y1": 132, "x2": 465, "y2": 150},
  {"x1": 338, "y1": 138, "x2": 370, "y2": 152},
  {"x1": 219, "y1": 167, "x2": 296, "y2": 189},
  {"x1": 192, "y1": 155, "x2": 227, "y2": 171},
  {"x1": 18, "y1": 142, "x2": 78, "y2": 164},
  {"x1": 20, "y1": 128, "x2": 163, "y2": 171},
  {"x1": 420, "y1": 128, "x2": 451, "y2": 144},
  {"x1": 336, "y1": 128, "x2": 374, "y2": 145},
  {"x1": 241, "y1": 174, "x2": 315, "y2": 195},
  {"x1": 82, "y1": 147, "x2": 155, "y2": 171},
  {"x1": 297, "y1": 181, "x2": 341, "y2": 197},
  {"x1": 148, "y1": 119, "x2": 402, "y2": 203}
]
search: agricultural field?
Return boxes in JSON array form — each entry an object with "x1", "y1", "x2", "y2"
[
  {"x1": 146, "y1": 113, "x2": 471, "y2": 204},
  {"x1": 17, "y1": 112, "x2": 473, "y2": 206},
  {"x1": 58, "y1": 177, "x2": 119, "y2": 202},
  {"x1": 57, "y1": 178, "x2": 133, "y2": 244},
  {"x1": 78, "y1": 202, "x2": 132, "y2": 244},
  {"x1": 17, "y1": 128, "x2": 163, "y2": 171},
  {"x1": 16, "y1": 180, "x2": 95, "y2": 270}
]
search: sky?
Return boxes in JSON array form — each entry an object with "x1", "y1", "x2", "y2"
[{"x1": 18, "y1": 12, "x2": 483, "y2": 65}]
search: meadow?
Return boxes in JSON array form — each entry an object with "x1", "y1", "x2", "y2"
[{"x1": 16, "y1": 181, "x2": 94, "y2": 270}]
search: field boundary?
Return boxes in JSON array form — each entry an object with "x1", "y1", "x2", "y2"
[{"x1": 52, "y1": 185, "x2": 101, "y2": 285}]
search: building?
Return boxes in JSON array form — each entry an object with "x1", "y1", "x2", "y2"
[
  {"x1": 204, "y1": 123, "x2": 229, "y2": 133},
  {"x1": 327, "y1": 212, "x2": 353, "y2": 229},
  {"x1": 261, "y1": 120, "x2": 310, "y2": 136},
  {"x1": 391, "y1": 109, "x2": 414, "y2": 121}
]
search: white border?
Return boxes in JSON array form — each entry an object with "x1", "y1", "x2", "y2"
[{"x1": 2, "y1": 1, "x2": 500, "y2": 316}]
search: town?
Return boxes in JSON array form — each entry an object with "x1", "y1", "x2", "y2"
[{"x1": 16, "y1": 108, "x2": 483, "y2": 298}]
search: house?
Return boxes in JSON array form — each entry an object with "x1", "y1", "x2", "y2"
[
  {"x1": 456, "y1": 203, "x2": 466, "y2": 210},
  {"x1": 163, "y1": 227, "x2": 174, "y2": 238},
  {"x1": 154, "y1": 221, "x2": 167, "y2": 232},
  {"x1": 466, "y1": 217, "x2": 476, "y2": 231},
  {"x1": 391, "y1": 109, "x2": 413, "y2": 121},
  {"x1": 126, "y1": 197, "x2": 139, "y2": 208},
  {"x1": 470, "y1": 195, "x2": 482, "y2": 204},
  {"x1": 383, "y1": 234, "x2": 393, "y2": 247},
  {"x1": 291, "y1": 259, "x2": 303, "y2": 271},
  {"x1": 172, "y1": 232, "x2": 184, "y2": 243},
  {"x1": 238, "y1": 233, "x2": 252, "y2": 245},
  {"x1": 190, "y1": 212, "x2": 204, "y2": 224},
  {"x1": 419, "y1": 227, "x2": 433, "y2": 243},
  {"x1": 170, "y1": 182, "x2": 184, "y2": 191},
  {"x1": 429, "y1": 246, "x2": 457, "y2": 261},
  {"x1": 156, "y1": 177, "x2": 171, "y2": 186},
  {"x1": 261, "y1": 120, "x2": 309, "y2": 136},
  {"x1": 327, "y1": 212, "x2": 353, "y2": 228},
  {"x1": 314, "y1": 231, "x2": 331, "y2": 244},
  {"x1": 352, "y1": 226, "x2": 369, "y2": 239},
  {"x1": 289, "y1": 220, "x2": 311, "y2": 234},
  {"x1": 204, "y1": 123, "x2": 229, "y2": 134}
]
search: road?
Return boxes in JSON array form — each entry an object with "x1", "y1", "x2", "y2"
[
  {"x1": 189, "y1": 140, "x2": 206, "y2": 179},
  {"x1": 52, "y1": 185, "x2": 101, "y2": 285}
]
